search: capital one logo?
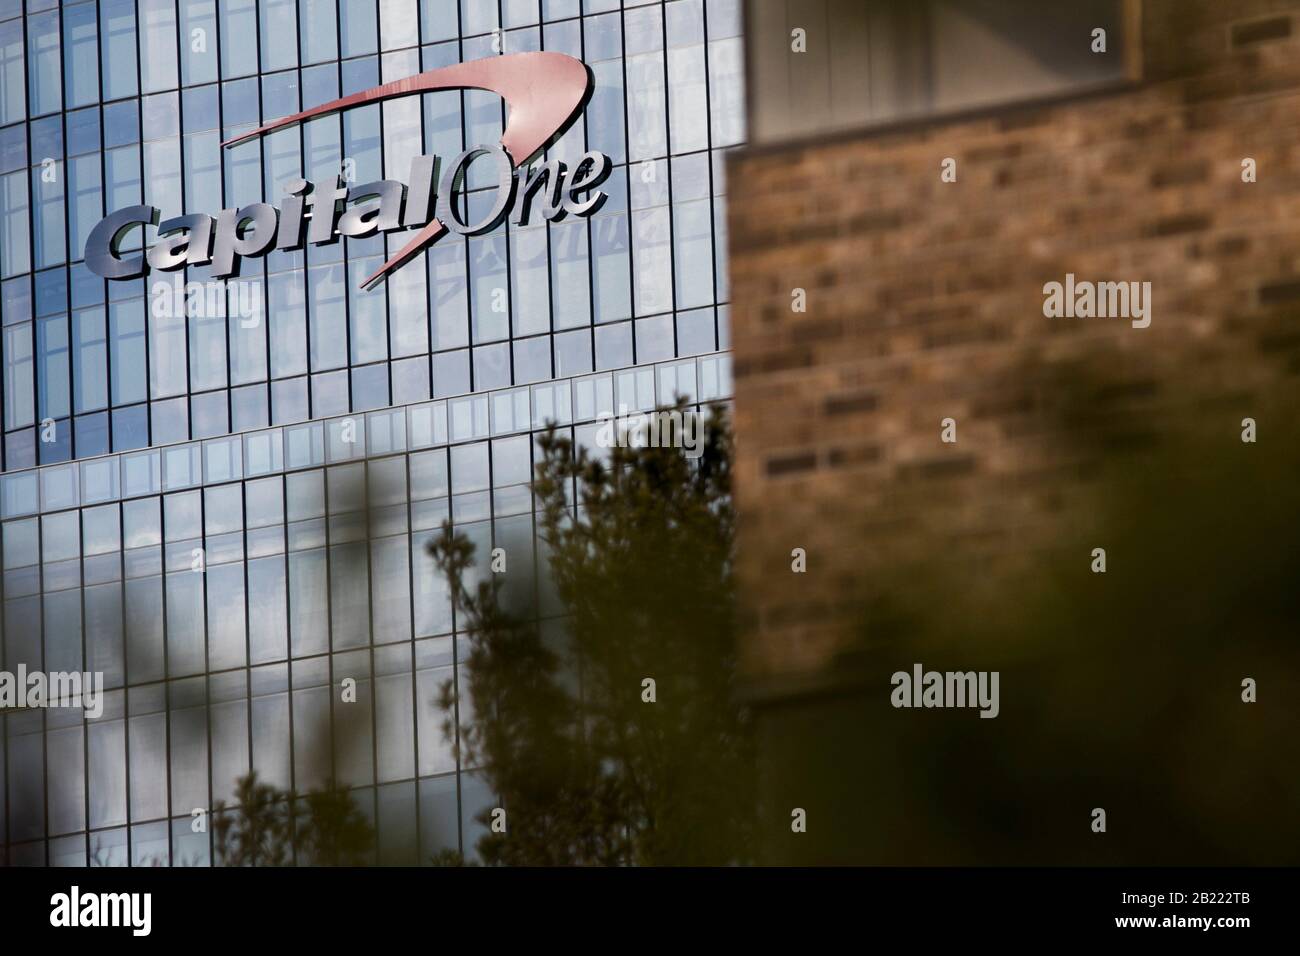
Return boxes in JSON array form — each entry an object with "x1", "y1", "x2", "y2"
[{"x1": 85, "y1": 52, "x2": 610, "y2": 290}]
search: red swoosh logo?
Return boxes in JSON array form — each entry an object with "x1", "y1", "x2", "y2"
[{"x1": 222, "y1": 52, "x2": 591, "y2": 289}]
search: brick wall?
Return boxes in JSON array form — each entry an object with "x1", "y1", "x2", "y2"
[{"x1": 728, "y1": 0, "x2": 1300, "y2": 691}]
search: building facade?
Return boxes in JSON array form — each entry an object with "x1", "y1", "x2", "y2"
[
  {"x1": 730, "y1": 0, "x2": 1300, "y2": 863},
  {"x1": 0, "y1": 0, "x2": 743, "y2": 865}
]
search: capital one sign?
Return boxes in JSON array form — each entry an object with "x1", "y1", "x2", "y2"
[{"x1": 85, "y1": 52, "x2": 610, "y2": 290}]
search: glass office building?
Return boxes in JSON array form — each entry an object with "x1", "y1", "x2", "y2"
[{"x1": 0, "y1": 0, "x2": 742, "y2": 865}]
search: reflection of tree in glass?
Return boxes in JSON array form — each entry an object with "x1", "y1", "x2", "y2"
[
  {"x1": 75, "y1": 719, "x2": 374, "y2": 867},
  {"x1": 85, "y1": 774, "x2": 375, "y2": 867},
  {"x1": 210, "y1": 771, "x2": 373, "y2": 867},
  {"x1": 292, "y1": 780, "x2": 374, "y2": 866},
  {"x1": 88, "y1": 842, "x2": 201, "y2": 868},
  {"x1": 211, "y1": 772, "x2": 292, "y2": 867},
  {"x1": 431, "y1": 402, "x2": 755, "y2": 865}
]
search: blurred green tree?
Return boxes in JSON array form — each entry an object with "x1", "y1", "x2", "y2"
[
  {"x1": 294, "y1": 781, "x2": 376, "y2": 866},
  {"x1": 212, "y1": 772, "x2": 292, "y2": 867},
  {"x1": 211, "y1": 771, "x2": 374, "y2": 866},
  {"x1": 769, "y1": 364, "x2": 1300, "y2": 865},
  {"x1": 430, "y1": 403, "x2": 755, "y2": 865}
]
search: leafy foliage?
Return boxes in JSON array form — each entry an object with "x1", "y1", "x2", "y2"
[
  {"x1": 430, "y1": 402, "x2": 754, "y2": 865},
  {"x1": 211, "y1": 771, "x2": 374, "y2": 867}
]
